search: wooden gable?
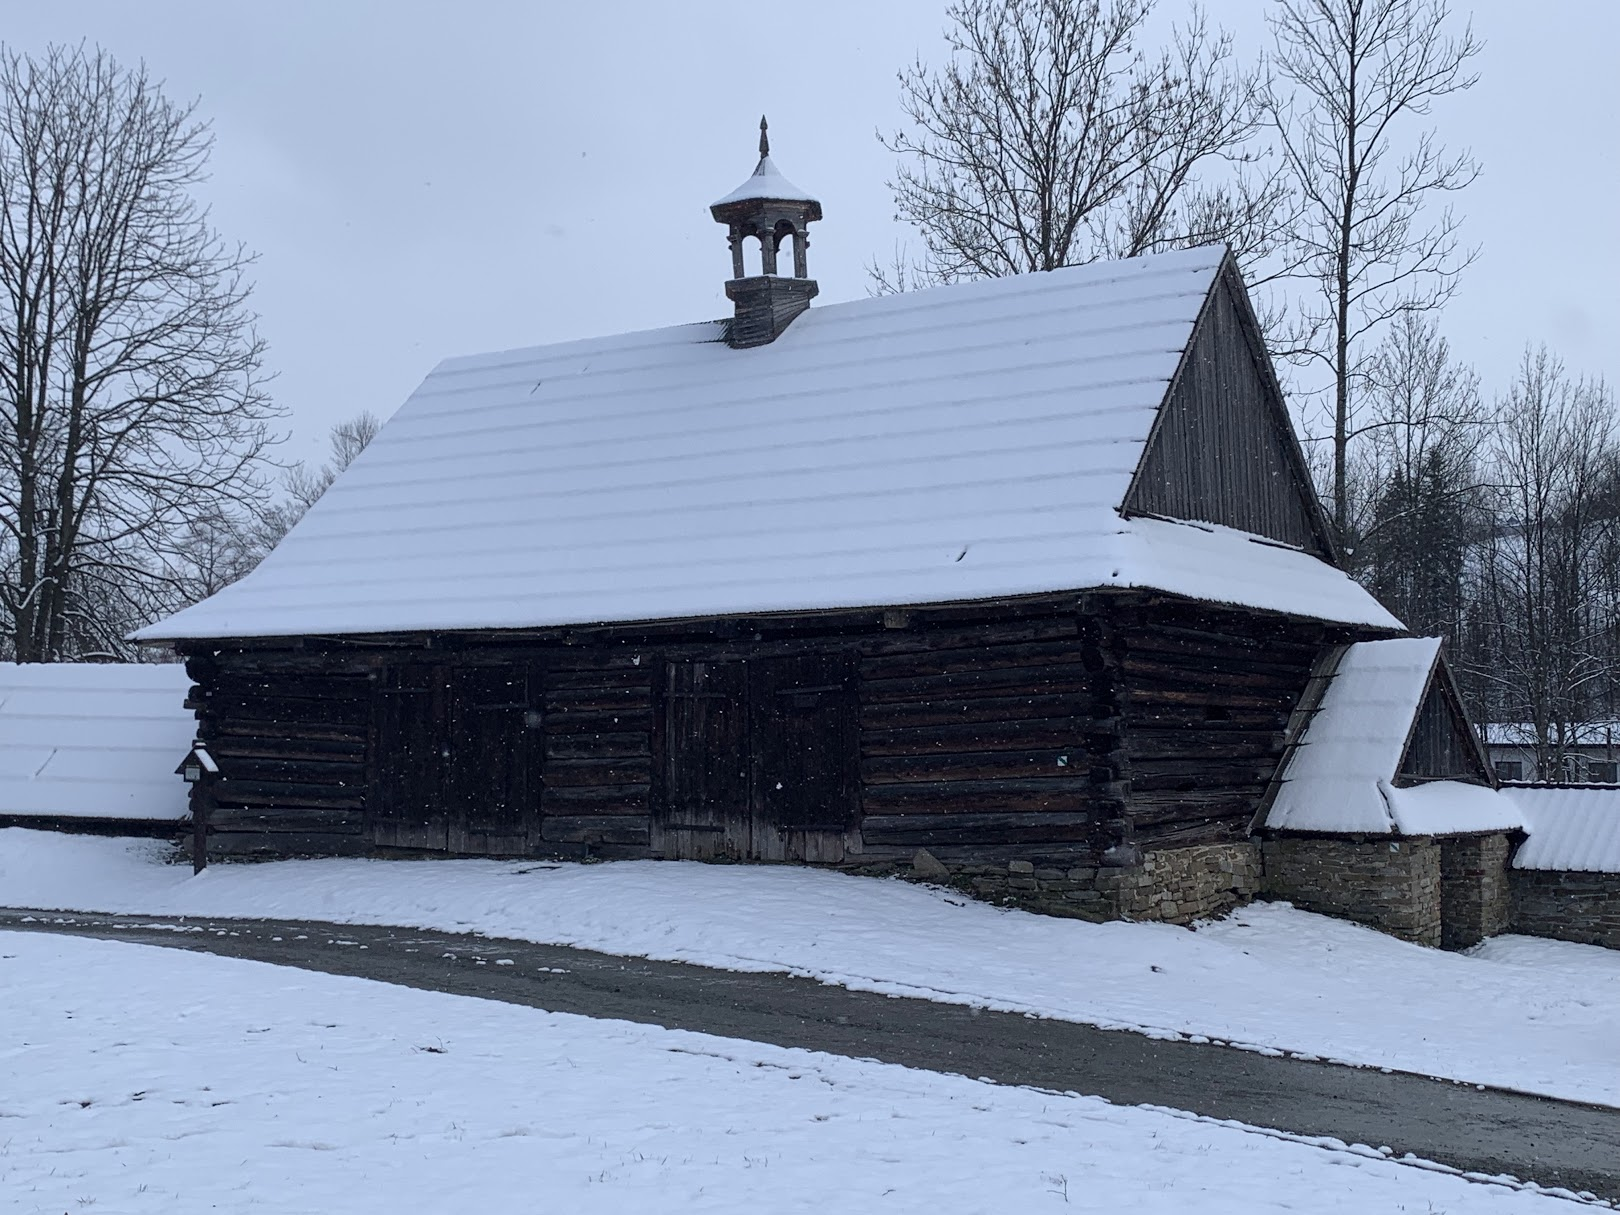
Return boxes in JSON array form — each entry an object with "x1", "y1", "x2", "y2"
[
  {"x1": 1396, "y1": 658, "x2": 1494, "y2": 787},
  {"x1": 1123, "y1": 261, "x2": 1335, "y2": 559}
]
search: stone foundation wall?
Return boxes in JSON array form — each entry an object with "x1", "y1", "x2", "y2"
[
  {"x1": 1439, "y1": 834, "x2": 1512, "y2": 949},
  {"x1": 906, "y1": 841, "x2": 1262, "y2": 924},
  {"x1": 1099, "y1": 842, "x2": 1264, "y2": 923},
  {"x1": 1262, "y1": 836, "x2": 1442, "y2": 946},
  {"x1": 1510, "y1": 870, "x2": 1620, "y2": 950}
]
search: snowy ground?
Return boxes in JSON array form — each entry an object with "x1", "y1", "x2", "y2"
[
  {"x1": 4, "y1": 829, "x2": 1618, "y2": 1108},
  {"x1": 0, "y1": 930, "x2": 1595, "y2": 1214}
]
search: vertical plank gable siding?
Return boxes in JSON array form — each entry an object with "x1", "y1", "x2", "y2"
[
  {"x1": 1126, "y1": 279, "x2": 1324, "y2": 555},
  {"x1": 179, "y1": 599, "x2": 1338, "y2": 865},
  {"x1": 1398, "y1": 681, "x2": 1491, "y2": 786}
]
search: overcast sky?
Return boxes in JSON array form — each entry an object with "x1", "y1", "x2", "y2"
[{"x1": 6, "y1": 1, "x2": 1617, "y2": 461}]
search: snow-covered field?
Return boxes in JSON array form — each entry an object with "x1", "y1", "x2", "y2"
[
  {"x1": 4, "y1": 829, "x2": 1618, "y2": 1108},
  {"x1": 0, "y1": 930, "x2": 1592, "y2": 1213}
]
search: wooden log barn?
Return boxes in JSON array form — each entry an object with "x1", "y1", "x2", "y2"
[{"x1": 135, "y1": 125, "x2": 1412, "y2": 921}]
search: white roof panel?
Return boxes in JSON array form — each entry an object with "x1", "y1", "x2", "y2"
[
  {"x1": 0, "y1": 663, "x2": 194, "y2": 821},
  {"x1": 137, "y1": 247, "x2": 1398, "y2": 642},
  {"x1": 1505, "y1": 786, "x2": 1620, "y2": 872},
  {"x1": 1267, "y1": 638, "x2": 1521, "y2": 836}
]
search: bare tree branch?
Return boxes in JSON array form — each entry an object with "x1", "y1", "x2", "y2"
[{"x1": 873, "y1": 0, "x2": 1286, "y2": 293}]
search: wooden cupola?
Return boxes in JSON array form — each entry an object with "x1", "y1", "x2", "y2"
[{"x1": 710, "y1": 116, "x2": 822, "y2": 349}]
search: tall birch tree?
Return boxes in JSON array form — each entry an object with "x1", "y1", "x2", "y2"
[{"x1": 1268, "y1": 0, "x2": 1480, "y2": 546}]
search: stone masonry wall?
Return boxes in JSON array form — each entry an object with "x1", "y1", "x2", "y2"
[
  {"x1": 1439, "y1": 834, "x2": 1512, "y2": 949},
  {"x1": 1510, "y1": 870, "x2": 1620, "y2": 950},
  {"x1": 903, "y1": 841, "x2": 1262, "y2": 925},
  {"x1": 1098, "y1": 842, "x2": 1264, "y2": 923},
  {"x1": 1262, "y1": 836, "x2": 1442, "y2": 946}
]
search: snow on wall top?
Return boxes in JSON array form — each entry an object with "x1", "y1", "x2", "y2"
[
  {"x1": 1504, "y1": 786, "x2": 1620, "y2": 872},
  {"x1": 0, "y1": 663, "x2": 194, "y2": 821},
  {"x1": 711, "y1": 154, "x2": 818, "y2": 207},
  {"x1": 1265, "y1": 638, "x2": 1521, "y2": 836},
  {"x1": 1483, "y1": 721, "x2": 1620, "y2": 746},
  {"x1": 136, "y1": 247, "x2": 1399, "y2": 642}
]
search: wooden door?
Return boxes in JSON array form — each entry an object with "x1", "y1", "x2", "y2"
[
  {"x1": 445, "y1": 664, "x2": 545, "y2": 856},
  {"x1": 657, "y1": 660, "x2": 749, "y2": 859},
  {"x1": 373, "y1": 664, "x2": 450, "y2": 850},
  {"x1": 750, "y1": 654, "x2": 858, "y2": 861}
]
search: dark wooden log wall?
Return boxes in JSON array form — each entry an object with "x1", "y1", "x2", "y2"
[
  {"x1": 539, "y1": 647, "x2": 655, "y2": 854},
  {"x1": 854, "y1": 617, "x2": 1120, "y2": 864},
  {"x1": 184, "y1": 652, "x2": 372, "y2": 856},
  {"x1": 1113, "y1": 602, "x2": 1331, "y2": 850},
  {"x1": 177, "y1": 593, "x2": 1362, "y2": 865},
  {"x1": 186, "y1": 644, "x2": 659, "y2": 859}
]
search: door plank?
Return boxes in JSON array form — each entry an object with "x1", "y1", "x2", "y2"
[
  {"x1": 372, "y1": 664, "x2": 449, "y2": 851},
  {"x1": 656, "y1": 661, "x2": 749, "y2": 860},
  {"x1": 751, "y1": 654, "x2": 858, "y2": 861}
]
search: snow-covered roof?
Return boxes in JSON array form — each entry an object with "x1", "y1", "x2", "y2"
[
  {"x1": 1379, "y1": 781, "x2": 1522, "y2": 837},
  {"x1": 712, "y1": 153, "x2": 818, "y2": 207},
  {"x1": 137, "y1": 247, "x2": 1399, "y2": 642},
  {"x1": 1265, "y1": 639, "x2": 1521, "y2": 836},
  {"x1": 1504, "y1": 786, "x2": 1620, "y2": 872},
  {"x1": 0, "y1": 663, "x2": 194, "y2": 821}
]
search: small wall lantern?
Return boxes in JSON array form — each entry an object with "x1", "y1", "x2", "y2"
[{"x1": 175, "y1": 741, "x2": 218, "y2": 784}]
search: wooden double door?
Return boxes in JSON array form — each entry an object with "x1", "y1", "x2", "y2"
[
  {"x1": 372, "y1": 663, "x2": 545, "y2": 855},
  {"x1": 656, "y1": 653, "x2": 858, "y2": 861}
]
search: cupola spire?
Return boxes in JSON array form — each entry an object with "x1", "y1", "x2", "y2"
[{"x1": 711, "y1": 116, "x2": 822, "y2": 348}]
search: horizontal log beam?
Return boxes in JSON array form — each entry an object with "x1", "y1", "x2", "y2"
[
  {"x1": 861, "y1": 810, "x2": 1092, "y2": 847},
  {"x1": 544, "y1": 757, "x2": 654, "y2": 788},
  {"x1": 864, "y1": 749, "x2": 1085, "y2": 784}
]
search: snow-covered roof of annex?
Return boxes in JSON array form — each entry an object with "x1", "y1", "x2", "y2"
[
  {"x1": 0, "y1": 663, "x2": 195, "y2": 821},
  {"x1": 136, "y1": 246, "x2": 1400, "y2": 643},
  {"x1": 1265, "y1": 638, "x2": 1522, "y2": 837},
  {"x1": 1502, "y1": 786, "x2": 1620, "y2": 873}
]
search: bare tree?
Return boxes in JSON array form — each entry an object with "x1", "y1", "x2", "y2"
[
  {"x1": 257, "y1": 409, "x2": 381, "y2": 548},
  {"x1": 1268, "y1": 0, "x2": 1481, "y2": 543},
  {"x1": 159, "y1": 410, "x2": 380, "y2": 607},
  {"x1": 876, "y1": 0, "x2": 1284, "y2": 291},
  {"x1": 1349, "y1": 312, "x2": 1484, "y2": 640},
  {"x1": 1467, "y1": 349, "x2": 1618, "y2": 782},
  {"x1": 0, "y1": 45, "x2": 278, "y2": 661},
  {"x1": 167, "y1": 505, "x2": 268, "y2": 604}
]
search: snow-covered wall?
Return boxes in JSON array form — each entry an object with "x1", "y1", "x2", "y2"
[
  {"x1": 0, "y1": 663, "x2": 194, "y2": 821},
  {"x1": 1505, "y1": 786, "x2": 1620, "y2": 873},
  {"x1": 1507, "y1": 788, "x2": 1620, "y2": 949}
]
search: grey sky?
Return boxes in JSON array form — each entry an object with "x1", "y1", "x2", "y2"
[{"x1": 5, "y1": 1, "x2": 1617, "y2": 460}]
